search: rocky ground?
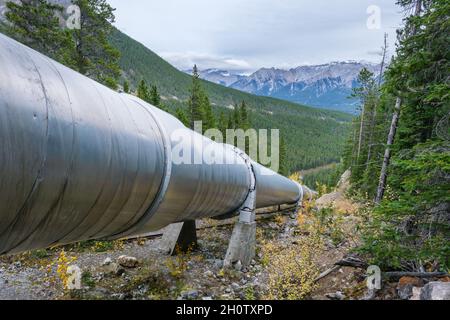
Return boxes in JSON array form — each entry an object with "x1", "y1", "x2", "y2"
[
  {"x1": 1, "y1": 173, "x2": 448, "y2": 300},
  {"x1": 0, "y1": 212, "x2": 368, "y2": 300},
  {"x1": 0, "y1": 218, "x2": 280, "y2": 300}
]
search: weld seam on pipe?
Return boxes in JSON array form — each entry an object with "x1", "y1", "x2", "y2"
[
  {"x1": 232, "y1": 146, "x2": 257, "y2": 214},
  {"x1": 108, "y1": 96, "x2": 173, "y2": 239}
]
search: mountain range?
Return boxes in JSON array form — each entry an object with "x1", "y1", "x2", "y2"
[{"x1": 194, "y1": 62, "x2": 380, "y2": 114}]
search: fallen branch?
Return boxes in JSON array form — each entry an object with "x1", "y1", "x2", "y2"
[
  {"x1": 314, "y1": 265, "x2": 341, "y2": 282},
  {"x1": 383, "y1": 272, "x2": 449, "y2": 279},
  {"x1": 333, "y1": 257, "x2": 449, "y2": 280},
  {"x1": 334, "y1": 256, "x2": 368, "y2": 269}
]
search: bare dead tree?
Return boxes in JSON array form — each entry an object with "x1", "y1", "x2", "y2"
[
  {"x1": 357, "y1": 105, "x2": 365, "y2": 161},
  {"x1": 375, "y1": 97, "x2": 402, "y2": 203},
  {"x1": 378, "y1": 33, "x2": 389, "y2": 89},
  {"x1": 375, "y1": 0, "x2": 423, "y2": 204},
  {"x1": 366, "y1": 33, "x2": 389, "y2": 170}
]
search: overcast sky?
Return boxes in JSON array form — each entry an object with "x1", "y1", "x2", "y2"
[{"x1": 107, "y1": 0, "x2": 405, "y2": 74}]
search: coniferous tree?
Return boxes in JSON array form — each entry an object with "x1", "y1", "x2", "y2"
[
  {"x1": 365, "y1": 33, "x2": 389, "y2": 172},
  {"x1": 123, "y1": 80, "x2": 130, "y2": 93},
  {"x1": 5, "y1": 0, "x2": 120, "y2": 89},
  {"x1": 351, "y1": 68, "x2": 376, "y2": 161},
  {"x1": 218, "y1": 111, "x2": 227, "y2": 136},
  {"x1": 5, "y1": 0, "x2": 76, "y2": 66},
  {"x1": 233, "y1": 103, "x2": 241, "y2": 129},
  {"x1": 71, "y1": 0, "x2": 120, "y2": 88},
  {"x1": 375, "y1": 0, "x2": 426, "y2": 203},
  {"x1": 346, "y1": 68, "x2": 377, "y2": 189},
  {"x1": 149, "y1": 85, "x2": 161, "y2": 107},
  {"x1": 353, "y1": 0, "x2": 450, "y2": 271},
  {"x1": 188, "y1": 65, "x2": 205, "y2": 130},
  {"x1": 186, "y1": 65, "x2": 215, "y2": 131},
  {"x1": 240, "y1": 101, "x2": 250, "y2": 130},
  {"x1": 137, "y1": 79, "x2": 151, "y2": 102},
  {"x1": 227, "y1": 113, "x2": 235, "y2": 130},
  {"x1": 202, "y1": 94, "x2": 216, "y2": 131},
  {"x1": 176, "y1": 108, "x2": 190, "y2": 127},
  {"x1": 279, "y1": 135, "x2": 288, "y2": 176},
  {"x1": 227, "y1": 113, "x2": 236, "y2": 129},
  {"x1": 225, "y1": 113, "x2": 236, "y2": 146}
]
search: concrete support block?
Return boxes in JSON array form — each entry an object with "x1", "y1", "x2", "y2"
[
  {"x1": 160, "y1": 220, "x2": 198, "y2": 255},
  {"x1": 224, "y1": 220, "x2": 256, "y2": 267}
]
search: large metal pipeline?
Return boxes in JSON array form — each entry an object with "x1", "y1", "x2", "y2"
[{"x1": 0, "y1": 33, "x2": 305, "y2": 255}]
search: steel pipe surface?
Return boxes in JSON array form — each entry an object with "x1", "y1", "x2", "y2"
[{"x1": 0, "y1": 34, "x2": 304, "y2": 254}]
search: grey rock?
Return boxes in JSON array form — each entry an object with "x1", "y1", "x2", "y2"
[
  {"x1": 205, "y1": 270, "x2": 214, "y2": 277},
  {"x1": 410, "y1": 287, "x2": 422, "y2": 300},
  {"x1": 213, "y1": 260, "x2": 224, "y2": 270},
  {"x1": 420, "y1": 282, "x2": 450, "y2": 300},
  {"x1": 234, "y1": 260, "x2": 243, "y2": 272},
  {"x1": 102, "y1": 257, "x2": 112, "y2": 266},
  {"x1": 326, "y1": 291, "x2": 345, "y2": 300},
  {"x1": 268, "y1": 222, "x2": 278, "y2": 229},
  {"x1": 231, "y1": 282, "x2": 240, "y2": 291},
  {"x1": 181, "y1": 290, "x2": 199, "y2": 300},
  {"x1": 88, "y1": 287, "x2": 110, "y2": 299},
  {"x1": 398, "y1": 284, "x2": 414, "y2": 300},
  {"x1": 117, "y1": 255, "x2": 139, "y2": 268},
  {"x1": 103, "y1": 262, "x2": 125, "y2": 276},
  {"x1": 202, "y1": 296, "x2": 213, "y2": 300}
]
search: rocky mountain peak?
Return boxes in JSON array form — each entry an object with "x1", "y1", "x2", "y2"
[{"x1": 196, "y1": 61, "x2": 380, "y2": 113}]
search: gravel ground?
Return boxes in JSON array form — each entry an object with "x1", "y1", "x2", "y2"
[
  {"x1": 0, "y1": 221, "x2": 256, "y2": 300},
  {"x1": 0, "y1": 208, "x2": 370, "y2": 301}
]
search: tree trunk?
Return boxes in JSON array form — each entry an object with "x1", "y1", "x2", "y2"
[
  {"x1": 375, "y1": 97, "x2": 401, "y2": 204},
  {"x1": 366, "y1": 34, "x2": 389, "y2": 170},
  {"x1": 377, "y1": 33, "x2": 388, "y2": 88},
  {"x1": 375, "y1": 0, "x2": 422, "y2": 204},
  {"x1": 357, "y1": 105, "x2": 365, "y2": 160}
]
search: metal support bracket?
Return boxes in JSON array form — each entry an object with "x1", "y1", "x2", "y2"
[{"x1": 224, "y1": 148, "x2": 257, "y2": 267}]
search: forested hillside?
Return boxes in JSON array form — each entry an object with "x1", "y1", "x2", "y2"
[{"x1": 109, "y1": 28, "x2": 352, "y2": 172}]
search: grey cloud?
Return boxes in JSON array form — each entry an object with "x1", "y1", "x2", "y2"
[
  {"x1": 161, "y1": 52, "x2": 252, "y2": 73},
  {"x1": 107, "y1": 0, "x2": 404, "y2": 72}
]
